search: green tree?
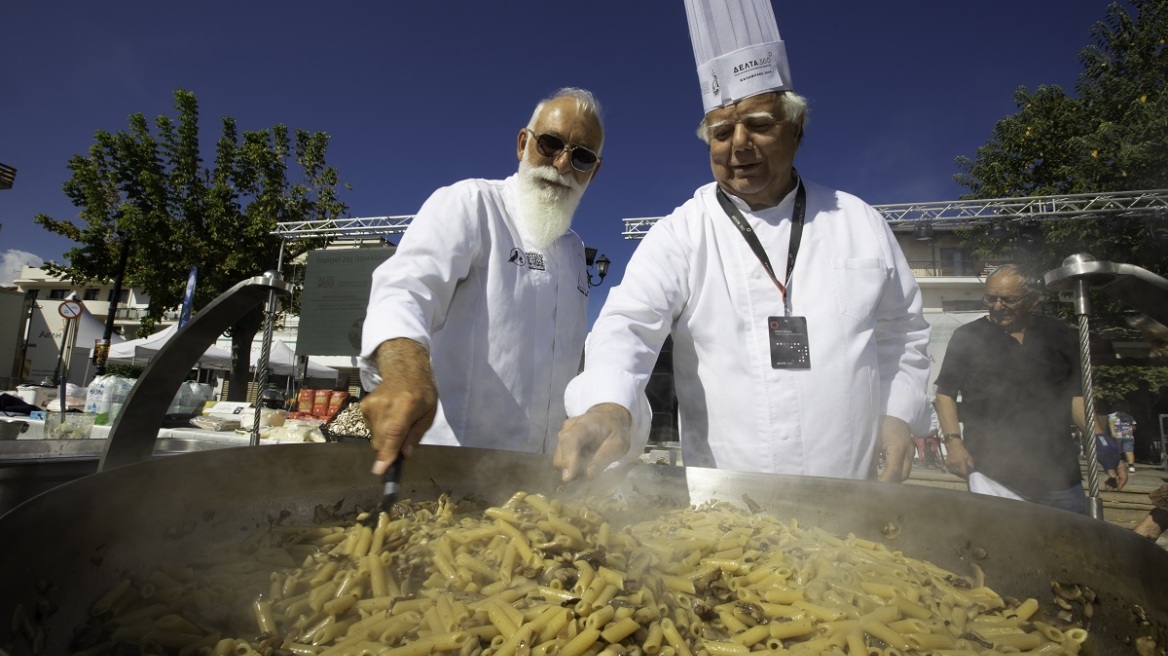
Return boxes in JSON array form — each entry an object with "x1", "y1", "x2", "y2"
[
  {"x1": 36, "y1": 90, "x2": 347, "y2": 400},
  {"x1": 954, "y1": 0, "x2": 1168, "y2": 278}
]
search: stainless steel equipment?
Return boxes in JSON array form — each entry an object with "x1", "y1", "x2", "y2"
[{"x1": 0, "y1": 443, "x2": 1165, "y2": 655}]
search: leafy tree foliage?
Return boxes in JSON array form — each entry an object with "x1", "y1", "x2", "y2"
[
  {"x1": 36, "y1": 90, "x2": 348, "y2": 399},
  {"x1": 954, "y1": 0, "x2": 1168, "y2": 279},
  {"x1": 1094, "y1": 365, "x2": 1168, "y2": 404}
]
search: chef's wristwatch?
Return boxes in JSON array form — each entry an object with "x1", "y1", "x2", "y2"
[{"x1": 942, "y1": 433, "x2": 962, "y2": 444}]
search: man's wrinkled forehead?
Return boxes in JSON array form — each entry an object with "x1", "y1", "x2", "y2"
[{"x1": 986, "y1": 271, "x2": 1028, "y2": 294}]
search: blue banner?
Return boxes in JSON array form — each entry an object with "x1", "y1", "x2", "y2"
[{"x1": 178, "y1": 266, "x2": 198, "y2": 327}]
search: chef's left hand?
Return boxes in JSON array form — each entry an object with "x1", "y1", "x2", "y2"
[
  {"x1": 554, "y1": 403, "x2": 632, "y2": 483},
  {"x1": 878, "y1": 416, "x2": 913, "y2": 483}
]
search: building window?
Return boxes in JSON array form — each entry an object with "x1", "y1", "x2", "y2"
[
  {"x1": 48, "y1": 289, "x2": 69, "y2": 299},
  {"x1": 106, "y1": 289, "x2": 130, "y2": 303},
  {"x1": 26, "y1": 289, "x2": 39, "y2": 300},
  {"x1": 938, "y1": 247, "x2": 980, "y2": 276},
  {"x1": 83, "y1": 289, "x2": 100, "y2": 300}
]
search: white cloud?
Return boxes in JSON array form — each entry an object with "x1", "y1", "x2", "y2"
[{"x1": 0, "y1": 250, "x2": 45, "y2": 286}]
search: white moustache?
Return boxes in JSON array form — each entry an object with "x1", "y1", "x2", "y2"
[{"x1": 528, "y1": 164, "x2": 584, "y2": 193}]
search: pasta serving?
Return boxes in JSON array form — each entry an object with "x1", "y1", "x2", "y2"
[{"x1": 57, "y1": 493, "x2": 1088, "y2": 656}]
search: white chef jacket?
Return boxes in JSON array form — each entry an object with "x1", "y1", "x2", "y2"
[
  {"x1": 565, "y1": 179, "x2": 930, "y2": 478},
  {"x1": 360, "y1": 175, "x2": 590, "y2": 453}
]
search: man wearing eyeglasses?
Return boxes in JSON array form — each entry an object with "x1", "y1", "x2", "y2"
[
  {"x1": 552, "y1": 0, "x2": 930, "y2": 483},
  {"x1": 358, "y1": 88, "x2": 603, "y2": 475},
  {"x1": 933, "y1": 264, "x2": 1092, "y2": 514}
]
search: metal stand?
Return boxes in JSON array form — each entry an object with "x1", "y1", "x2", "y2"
[
  {"x1": 251, "y1": 243, "x2": 286, "y2": 447},
  {"x1": 1045, "y1": 253, "x2": 1168, "y2": 519},
  {"x1": 100, "y1": 272, "x2": 291, "y2": 471}
]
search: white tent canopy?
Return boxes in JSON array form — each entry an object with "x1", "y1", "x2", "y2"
[
  {"x1": 74, "y1": 297, "x2": 126, "y2": 350},
  {"x1": 107, "y1": 323, "x2": 233, "y2": 370},
  {"x1": 107, "y1": 327, "x2": 336, "y2": 380},
  {"x1": 248, "y1": 340, "x2": 337, "y2": 379}
]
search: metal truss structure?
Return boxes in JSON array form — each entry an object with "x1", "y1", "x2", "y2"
[
  {"x1": 621, "y1": 189, "x2": 1168, "y2": 240},
  {"x1": 269, "y1": 190, "x2": 1168, "y2": 243},
  {"x1": 272, "y1": 216, "x2": 416, "y2": 241}
]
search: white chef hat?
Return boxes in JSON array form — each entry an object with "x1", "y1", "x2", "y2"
[{"x1": 684, "y1": 0, "x2": 793, "y2": 114}]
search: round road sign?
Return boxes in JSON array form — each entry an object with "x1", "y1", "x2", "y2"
[{"x1": 58, "y1": 300, "x2": 83, "y2": 319}]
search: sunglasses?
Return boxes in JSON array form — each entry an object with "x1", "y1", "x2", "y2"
[
  {"x1": 983, "y1": 294, "x2": 1032, "y2": 307},
  {"x1": 526, "y1": 129, "x2": 600, "y2": 173}
]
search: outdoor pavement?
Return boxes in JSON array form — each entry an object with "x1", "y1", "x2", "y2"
[{"x1": 904, "y1": 455, "x2": 1168, "y2": 549}]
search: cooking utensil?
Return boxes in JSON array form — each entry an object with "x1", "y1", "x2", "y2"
[
  {"x1": 380, "y1": 452, "x2": 408, "y2": 513},
  {"x1": 0, "y1": 443, "x2": 1164, "y2": 655}
]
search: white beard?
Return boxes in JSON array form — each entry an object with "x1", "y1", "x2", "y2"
[{"x1": 514, "y1": 158, "x2": 586, "y2": 250}]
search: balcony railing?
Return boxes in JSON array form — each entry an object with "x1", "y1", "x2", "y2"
[{"x1": 907, "y1": 260, "x2": 1007, "y2": 278}]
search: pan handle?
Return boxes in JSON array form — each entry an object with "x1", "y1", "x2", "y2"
[{"x1": 99, "y1": 272, "x2": 292, "y2": 472}]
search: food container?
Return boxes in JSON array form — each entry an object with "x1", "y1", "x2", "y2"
[{"x1": 43, "y1": 413, "x2": 97, "y2": 440}]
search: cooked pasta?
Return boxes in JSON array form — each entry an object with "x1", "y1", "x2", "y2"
[{"x1": 66, "y1": 494, "x2": 1090, "y2": 656}]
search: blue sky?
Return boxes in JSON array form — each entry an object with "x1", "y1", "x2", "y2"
[{"x1": 1, "y1": 1, "x2": 1114, "y2": 325}]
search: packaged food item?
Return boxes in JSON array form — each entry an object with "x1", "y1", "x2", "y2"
[
  {"x1": 190, "y1": 415, "x2": 242, "y2": 432},
  {"x1": 259, "y1": 407, "x2": 288, "y2": 428},
  {"x1": 326, "y1": 390, "x2": 349, "y2": 418},
  {"x1": 312, "y1": 389, "x2": 332, "y2": 418},
  {"x1": 297, "y1": 388, "x2": 315, "y2": 413}
]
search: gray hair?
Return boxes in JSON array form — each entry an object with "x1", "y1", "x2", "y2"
[
  {"x1": 986, "y1": 263, "x2": 1041, "y2": 294},
  {"x1": 527, "y1": 87, "x2": 605, "y2": 152},
  {"x1": 696, "y1": 91, "x2": 809, "y2": 144}
]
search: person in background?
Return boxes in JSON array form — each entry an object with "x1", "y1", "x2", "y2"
[
  {"x1": 359, "y1": 88, "x2": 604, "y2": 475},
  {"x1": 552, "y1": 0, "x2": 930, "y2": 483},
  {"x1": 934, "y1": 264, "x2": 1091, "y2": 514},
  {"x1": 1092, "y1": 406, "x2": 1128, "y2": 491},
  {"x1": 1107, "y1": 399, "x2": 1138, "y2": 474},
  {"x1": 1125, "y1": 379, "x2": 1158, "y2": 465}
]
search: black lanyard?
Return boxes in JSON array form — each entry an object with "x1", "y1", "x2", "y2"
[{"x1": 715, "y1": 177, "x2": 806, "y2": 308}]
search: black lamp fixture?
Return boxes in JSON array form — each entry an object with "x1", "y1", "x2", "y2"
[
  {"x1": 1016, "y1": 219, "x2": 1042, "y2": 252},
  {"x1": 584, "y1": 247, "x2": 611, "y2": 287},
  {"x1": 988, "y1": 220, "x2": 1012, "y2": 240},
  {"x1": 913, "y1": 221, "x2": 935, "y2": 241}
]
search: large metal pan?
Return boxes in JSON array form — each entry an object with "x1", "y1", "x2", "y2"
[{"x1": 0, "y1": 442, "x2": 1164, "y2": 655}]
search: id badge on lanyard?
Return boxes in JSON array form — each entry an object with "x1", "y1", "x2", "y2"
[
  {"x1": 716, "y1": 180, "x2": 811, "y2": 369},
  {"x1": 768, "y1": 316, "x2": 811, "y2": 369}
]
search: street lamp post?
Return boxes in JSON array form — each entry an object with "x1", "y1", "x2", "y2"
[{"x1": 584, "y1": 247, "x2": 611, "y2": 287}]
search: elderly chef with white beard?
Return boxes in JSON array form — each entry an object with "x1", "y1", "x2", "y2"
[
  {"x1": 553, "y1": 0, "x2": 930, "y2": 483},
  {"x1": 359, "y1": 87, "x2": 604, "y2": 475}
]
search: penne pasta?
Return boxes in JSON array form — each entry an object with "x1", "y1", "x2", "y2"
[{"x1": 70, "y1": 493, "x2": 1088, "y2": 656}]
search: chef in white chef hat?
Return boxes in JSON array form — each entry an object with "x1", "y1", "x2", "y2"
[{"x1": 555, "y1": 0, "x2": 930, "y2": 484}]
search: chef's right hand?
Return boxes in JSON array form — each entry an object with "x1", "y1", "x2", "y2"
[
  {"x1": 360, "y1": 339, "x2": 438, "y2": 475},
  {"x1": 943, "y1": 438, "x2": 975, "y2": 479},
  {"x1": 554, "y1": 403, "x2": 632, "y2": 483}
]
